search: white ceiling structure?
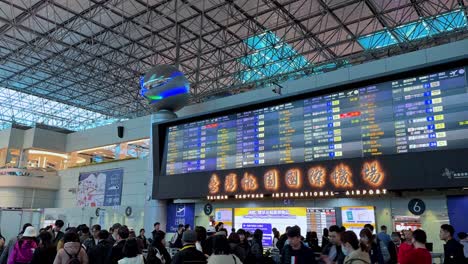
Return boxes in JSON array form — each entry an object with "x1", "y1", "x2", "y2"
[{"x1": 0, "y1": 0, "x2": 467, "y2": 130}]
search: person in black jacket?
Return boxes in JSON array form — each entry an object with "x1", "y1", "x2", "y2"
[
  {"x1": 322, "y1": 228, "x2": 330, "y2": 249},
  {"x1": 49, "y1": 220, "x2": 65, "y2": 247},
  {"x1": 277, "y1": 226, "x2": 291, "y2": 254},
  {"x1": 440, "y1": 224, "x2": 465, "y2": 264},
  {"x1": 172, "y1": 230, "x2": 206, "y2": 264},
  {"x1": 281, "y1": 226, "x2": 316, "y2": 264},
  {"x1": 108, "y1": 226, "x2": 129, "y2": 264},
  {"x1": 87, "y1": 230, "x2": 113, "y2": 264},
  {"x1": 249, "y1": 229, "x2": 264, "y2": 264},
  {"x1": 84, "y1": 224, "x2": 101, "y2": 252},
  {"x1": 147, "y1": 230, "x2": 171, "y2": 264},
  {"x1": 30, "y1": 231, "x2": 56, "y2": 264}
]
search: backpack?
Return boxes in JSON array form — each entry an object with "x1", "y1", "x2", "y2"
[
  {"x1": 378, "y1": 239, "x2": 390, "y2": 263},
  {"x1": 153, "y1": 246, "x2": 166, "y2": 264},
  {"x1": 64, "y1": 247, "x2": 82, "y2": 264}
]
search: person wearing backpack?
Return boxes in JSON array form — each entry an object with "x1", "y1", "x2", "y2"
[
  {"x1": 53, "y1": 232, "x2": 88, "y2": 264},
  {"x1": 7, "y1": 226, "x2": 38, "y2": 264},
  {"x1": 146, "y1": 231, "x2": 171, "y2": 264}
]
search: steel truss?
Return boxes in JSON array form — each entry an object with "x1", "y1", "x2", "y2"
[{"x1": 0, "y1": 0, "x2": 466, "y2": 130}]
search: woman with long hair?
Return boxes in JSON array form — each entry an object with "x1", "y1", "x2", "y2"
[
  {"x1": 207, "y1": 235, "x2": 241, "y2": 264},
  {"x1": 215, "y1": 222, "x2": 224, "y2": 232},
  {"x1": 359, "y1": 229, "x2": 384, "y2": 264},
  {"x1": 305, "y1": 231, "x2": 322, "y2": 253},
  {"x1": 53, "y1": 231, "x2": 88, "y2": 264},
  {"x1": 322, "y1": 228, "x2": 330, "y2": 248},
  {"x1": 341, "y1": 231, "x2": 371, "y2": 264},
  {"x1": 272, "y1": 229, "x2": 280, "y2": 249},
  {"x1": 146, "y1": 231, "x2": 171, "y2": 264},
  {"x1": 249, "y1": 229, "x2": 263, "y2": 264},
  {"x1": 118, "y1": 238, "x2": 145, "y2": 264},
  {"x1": 228, "y1": 232, "x2": 247, "y2": 262},
  {"x1": 30, "y1": 231, "x2": 57, "y2": 264},
  {"x1": 195, "y1": 226, "x2": 207, "y2": 253}
]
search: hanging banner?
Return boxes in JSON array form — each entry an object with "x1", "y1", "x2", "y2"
[
  {"x1": 166, "y1": 203, "x2": 195, "y2": 233},
  {"x1": 77, "y1": 168, "x2": 123, "y2": 207}
]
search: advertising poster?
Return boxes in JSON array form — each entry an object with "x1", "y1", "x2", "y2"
[
  {"x1": 77, "y1": 168, "x2": 123, "y2": 207},
  {"x1": 234, "y1": 207, "x2": 307, "y2": 247},
  {"x1": 166, "y1": 203, "x2": 195, "y2": 233},
  {"x1": 215, "y1": 208, "x2": 233, "y2": 234},
  {"x1": 341, "y1": 206, "x2": 376, "y2": 235}
]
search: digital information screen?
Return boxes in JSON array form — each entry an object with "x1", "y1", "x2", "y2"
[
  {"x1": 307, "y1": 208, "x2": 336, "y2": 246},
  {"x1": 341, "y1": 206, "x2": 376, "y2": 236},
  {"x1": 164, "y1": 67, "x2": 468, "y2": 176},
  {"x1": 215, "y1": 208, "x2": 233, "y2": 234},
  {"x1": 234, "y1": 207, "x2": 307, "y2": 247}
]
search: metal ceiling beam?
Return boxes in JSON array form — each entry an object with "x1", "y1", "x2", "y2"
[{"x1": 264, "y1": 0, "x2": 336, "y2": 59}]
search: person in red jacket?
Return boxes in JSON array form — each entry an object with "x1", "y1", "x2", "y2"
[
  {"x1": 397, "y1": 230, "x2": 413, "y2": 262},
  {"x1": 400, "y1": 229, "x2": 431, "y2": 264}
]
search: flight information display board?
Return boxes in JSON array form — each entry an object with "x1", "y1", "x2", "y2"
[{"x1": 164, "y1": 67, "x2": 468, "y2": 176}]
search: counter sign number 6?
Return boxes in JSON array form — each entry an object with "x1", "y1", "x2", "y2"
[{"x1": 408, "y1": 199, "x2": 426, "y2": 215}]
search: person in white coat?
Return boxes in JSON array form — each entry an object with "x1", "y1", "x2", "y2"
[
  {"x1": 207, "y1": 235, "x2": 242, "y2": 264},
  {"x1": 118, "y1": 238, "x2": 144, "y2": 264}
]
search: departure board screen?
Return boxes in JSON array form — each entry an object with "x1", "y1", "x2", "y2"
[{"x1": 164, "y1": 67, "x2": 468, "y2": 176}]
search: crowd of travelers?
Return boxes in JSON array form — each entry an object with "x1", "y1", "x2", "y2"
[{"x1": 0, "y1": 220, "x2": 466, "y2": 264}]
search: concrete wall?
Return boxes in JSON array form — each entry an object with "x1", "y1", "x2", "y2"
[
  {"x1": 0, "y1": 128, "x2": 12, "y2": 149},
  {"x1": 9, "y1": 128, "x2": 25, "y2": 149},
  {"x1": 31, "y1": 128, "x2": 67, "y2": 152},
  {"x1": 48, "y1": 157, "x2": 149, "y2": 229},
  {"x1": 0, "y1": 187, "x2": 56, "y2": 208},
  {"x1": 66, "y1": 115, "x2": 151, "y2": 152}
]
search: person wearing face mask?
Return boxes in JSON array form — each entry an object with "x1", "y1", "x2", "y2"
[
  {"x1": 399, "y1": 229, "x2": 431, "y2": 264},
  {"x1": 341, "y1": 231, "x2": 370, "y2": 264}
]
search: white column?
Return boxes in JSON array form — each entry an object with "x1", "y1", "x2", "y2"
[{"x1": 144, "y1": 110, "x2": 177, "y2": 233}]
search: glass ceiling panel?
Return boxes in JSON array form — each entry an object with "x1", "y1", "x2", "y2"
[
  {"x1": 359, "y1": 9, "x2": 467, "y2": 50},
  {"x1": 0, "y1": 87, "x2": 123, "y2": 132}
]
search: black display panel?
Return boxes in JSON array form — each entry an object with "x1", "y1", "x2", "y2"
[{"x1": 163, "y1": 67, "x2": 468, "y2": 176}]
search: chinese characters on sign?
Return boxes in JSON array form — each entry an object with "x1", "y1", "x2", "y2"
[
  {"x1": 264, "y1": 169, "x2": 279, "y2": 191},
  {"x1": 285, "y1": 169, "x2": 302, "y2": 189},
  {"x1": 208, "y1": 174, "x2": 220, "y2": 194},
  {"x1": 208, "y1": 161, "x2": 386, "y2": 194},
  {"x1": 362, "y1": 161, "x2": 384, "y2": 186},
  {"x1": 331, "y1": 164, "x2": 353, "y2": 188},
  {"x1": 308, "y1": 166, "x2": 326, "y2": 188},
  {"x1": 241, "y1": 172, "x2": 258, "y2": 191},
  {"x1": 224, "y1": 173, "x2": 238, "y2": 192}
]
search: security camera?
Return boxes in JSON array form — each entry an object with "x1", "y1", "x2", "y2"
[
  {"x1": 272, "y1": 82, "x2": 283, "y2": 95},
  {"x1": 272, "y1": 86, "x2": 282, "y2": 95}
]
